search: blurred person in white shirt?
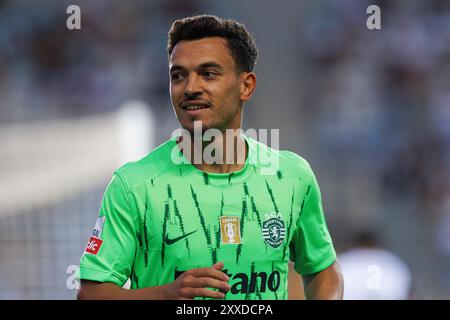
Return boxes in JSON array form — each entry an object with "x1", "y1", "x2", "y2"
[{"x1": 338, "y1": 230, "x2": 413, "y2": 300}]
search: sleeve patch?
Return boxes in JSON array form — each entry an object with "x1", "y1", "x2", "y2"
[{"x1": 85, "y1": 236, "x2": 104, "y2": 255}]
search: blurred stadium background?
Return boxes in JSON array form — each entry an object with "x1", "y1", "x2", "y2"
[{"x1": 0, "y1": 0, "x2": 449, "y2": 299}]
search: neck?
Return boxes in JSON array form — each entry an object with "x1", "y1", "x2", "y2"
[{"x1": 177, "y1": 129, "x2": 248, "y2": 174}]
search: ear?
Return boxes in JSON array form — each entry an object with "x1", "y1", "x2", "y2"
[{"x1": 240, "y1": 72, "x2": 257, "y2": 102}]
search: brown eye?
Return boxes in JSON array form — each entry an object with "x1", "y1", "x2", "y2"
[
  {"x1": 171, "y1": 73, "x2": 185, "y2": 81},
  {"x1": 203, "y1": 71, "x2": 217, "y2": 79}
]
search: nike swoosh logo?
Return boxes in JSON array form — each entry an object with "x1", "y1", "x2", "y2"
[{"x1": 164, "y1": 230, "x2": 198, "y2": 245}]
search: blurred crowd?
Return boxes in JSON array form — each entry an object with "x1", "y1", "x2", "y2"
[
  {"x1": 298, "y1": 0, "x2": 450, "y2": 295},
  {"x1": 0, "y1": 0, "x2": 199, "y2": 123}
]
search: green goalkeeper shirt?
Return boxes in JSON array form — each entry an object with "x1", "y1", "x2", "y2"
[{"x1": 79, "y1": 134, "x2": 336, "y2": 300}]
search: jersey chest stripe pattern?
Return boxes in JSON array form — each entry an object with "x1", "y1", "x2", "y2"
[
  {"x1": 143, "y1": 191, "x2": 150, "y2": 267},
  {"x1": 282, "y1": 186, "x2": 296, "y2": 261},
  {"x1": 78, "y1": 135, "x2": 337, "y2": 299},
  {"x1": 235, "y1": 195, "x2": 248, "y2": 265},
  {"x1": 161, "y1": 201, "x2": 170, "y2": 267},
  {"x1": 265, "y1": 180, "x2": 279, "y2": 214},
  {"x1": 190, "y1": 185, "x2": 213, "y2": 265},
  {"x1": 173, "y1": 199, "x2": 192, "y2": 257}
]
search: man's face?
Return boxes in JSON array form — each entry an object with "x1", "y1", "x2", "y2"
[{"x1": 169, "y1": 37, "x2": 244, "y2": 133}]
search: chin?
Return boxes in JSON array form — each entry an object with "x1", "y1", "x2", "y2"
[{"x1": 181, "y1": 120, "x2": 214, "y2": 134}]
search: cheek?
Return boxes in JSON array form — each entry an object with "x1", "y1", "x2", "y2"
[
  {"x1": 169, "y1": 86, "x2": 177, "y2": 103},
  {"x1": 170, "y1": 83, "x2": 184, "y2": 101},
  {"x1": 221, "y1": 86, "x2": 241, "y2": 110},
  {"x1": 216, "y1": 81, "x2": 240, "y2": 103}
]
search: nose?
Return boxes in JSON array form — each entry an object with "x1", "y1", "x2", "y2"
[{"x1": 184, "y1": 74, "x2": 203, "y2": 98}]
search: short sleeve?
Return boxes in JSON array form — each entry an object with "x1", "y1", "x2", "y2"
[
  {"x1": 78, "y1": 173, "x2": 137, "y2": 286},
  {"x1": 290, "y1": 167, "x2": 336, "y2": 276}
]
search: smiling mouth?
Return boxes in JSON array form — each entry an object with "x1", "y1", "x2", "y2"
[
  {"x1": 183, "y1": 104, "x2": 210, "y2": 110},
  {"x1": 181, "y1": 101, "x2": 211, "y2": 112}
]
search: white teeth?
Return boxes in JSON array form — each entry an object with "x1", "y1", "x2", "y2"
[{"x1": 185, "y1": 105, "x2": 207, "y2": 110}]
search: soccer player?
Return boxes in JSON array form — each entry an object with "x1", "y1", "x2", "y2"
[{"x1": 77, "y1": 15, "x2": 343, "y2": 300}]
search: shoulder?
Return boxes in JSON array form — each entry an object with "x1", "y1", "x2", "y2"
[
  {"x1": 246, "y1": 135, "x2": 315, "y2": 181},
  {"x1": 114, "y1": 138, "x2": 176, "y2": 189},
  {"x1": 278, "y1": 149, "x2": 314, "y2": 179}
]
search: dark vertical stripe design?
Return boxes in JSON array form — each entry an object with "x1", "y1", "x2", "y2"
[
  {"x1": 282, "y1": 187, "x2": 296, "y2": 261},
  {"x1": 161, "y1": 202, "x2": 170, "y2": 267},
  {"x1": 167, "y1": 184, "x2": 173, "y2": 199},
  {"x1": 236, "y1": 198, "x2": 247, "y2": 265},
  {"x1": 220, "y1": 192, "x2": 224, "y2": 216},
  {"x1": 228, "y1": 173, "x2": 233, "y2": 185},
  {"x1": 265, "y1": 180, "x2": 279, "y2": 213},
  {"x1": 206, "y1": 226, "x2": 216, "y2": 263},
  {"x1": 243, "y1": 183, "x2": 252, "y2": 220},
  {"x1": 190, "y1": 185, "x2": 213, "y2": 264},
  {"x1": 136, "y1": 231, "x2": 142, "y2": 248},
  {"x1": 213, "y1": 225, "x2": 219, "y2": 264},
  {"x1": 173, "y1": 199, "x2": 191, "y2": 257},
  {"x1": 212, "y1": 192, "x2": 225, "y2": 262},
  {"x1": 276, "y1": 170, "x2": 283, "y2": 180},
  {"x1": 202, "y1": 172, "x2": 209, "y2": 185},
  {"x1": 243, "y1": 183, "x2": 249, "y2": 197},
  {"x1": 250, "y1": 196, "x2": 262, "y2": 228},
  {"x1": 299, "y1": 185, "x2": 311, "y2": 218},
  {"x1": 249, "y1": 193, "x2": 266, "y2": 253},
  {"x1": 131, "y1": 269, "x2": 139, "y2": 289},
  {"x1": 143, "y1": 192, "x2": 150, "y2": 267}
]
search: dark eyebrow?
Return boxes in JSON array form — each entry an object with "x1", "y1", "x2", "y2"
[
  {"x1": 169, "y1": 62, "x2": 224, "y2": 73},
  {"x1": 198, "y1": 62, "x2": 224, "y2": 71},
  {"x1": 169, "y1": 65, "x2": 185, "y2": 73}
]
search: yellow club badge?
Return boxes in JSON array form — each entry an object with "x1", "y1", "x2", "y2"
[{"x1": 220, "y1": 216, "x2": 242, "y2": 245}]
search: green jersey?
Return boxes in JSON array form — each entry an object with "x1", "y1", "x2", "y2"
[{"x1": 79, "y1": 134, "x2": 336, "y2": 300}]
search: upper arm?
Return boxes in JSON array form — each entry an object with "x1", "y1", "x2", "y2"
[
  {"x1": 78, "y1": 173, "x2": 138, "y2": 287},
  {"x1": 289, "y1": 165, "x2": 337, "y2": 276},
  {"x1": 77, "y1": 280, "x2": 123, "y2": 300},
  {"x1": 302, "y1": 260, "x2": 344, "y2": 300},
  {"x1": 302, "y1": 260, "x2": 342, "y2": 285}
]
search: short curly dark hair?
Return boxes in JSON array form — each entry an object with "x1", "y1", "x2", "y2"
[{"x1": 167, "y1": 15, "x2": 258, "y2": 73}]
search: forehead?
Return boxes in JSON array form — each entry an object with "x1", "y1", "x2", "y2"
[{"x1": 169, "y1": 37, "x2": 235, "y2": 69}]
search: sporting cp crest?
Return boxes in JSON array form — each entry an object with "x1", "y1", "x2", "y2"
[{"x1": 261, "y1": 212, "x2": 286, "y2": 248}]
